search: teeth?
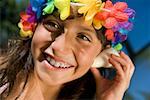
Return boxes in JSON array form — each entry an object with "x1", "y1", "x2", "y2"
[
  {"x1": 47, "y1": 57, "x2": 51, "y2": 62},
  {"x1": 60, "y1": 63, "x2": 65, "y2": 68},
  {"x1": 54, "y1": 62, "x2": 60, "y2": 67},
  {"x1": 50, "y1": 59, "x2": 55, "y2": 65},
  {"x1": 65, "y1": 64, "x2": 70, "y2": 68},
  {"x1": 46, "y1": 56, "x2": 71, "y2": 68}
]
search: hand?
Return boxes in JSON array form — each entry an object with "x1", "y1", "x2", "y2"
[{"x1": 90, "y1": 51, "x2": 135, "y2": 100}]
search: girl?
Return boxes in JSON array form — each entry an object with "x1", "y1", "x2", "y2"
[{"x1": 0, "y1": 0, "x2": 135, "y2": 99}]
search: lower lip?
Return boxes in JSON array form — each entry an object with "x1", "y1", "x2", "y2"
[{"x1": 42, "y1": 60, "x2": 74, "y2": 71}]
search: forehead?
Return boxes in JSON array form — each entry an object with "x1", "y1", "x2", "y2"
[{"x1": 68, "y1": 5, "x2": 83, "y2": 19}]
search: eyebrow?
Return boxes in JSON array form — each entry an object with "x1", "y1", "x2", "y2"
[
  {"x1": 67, "y1": 13, "x2": 83, "y2": 20},
  {"x1": 43, "y1": 15, "x2": 63, "y2": 25},
  {"x1": 80, "y1": 26, "x2": 96, "y2": 34}
]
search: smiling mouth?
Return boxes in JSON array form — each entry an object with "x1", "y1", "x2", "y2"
[{"x1": 43, "y1": 53, "x2": 74, "y2": 69}]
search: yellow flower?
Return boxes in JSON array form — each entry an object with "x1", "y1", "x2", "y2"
[
  {"x1": 93, "y1": 2, "x2": 105, "y2": 29},
  {"x1": 54, "y1": 0, "x2": 70, "y2": 20},
  {"x1": 77, "y1": 0, "x2": 103, "y2": 25},
  {"x1": 18, "y1": 22, "x2": 33, "y2": 38},
  {"x1": 93, "y1": 18, "x2": 103, "y2": 29}
]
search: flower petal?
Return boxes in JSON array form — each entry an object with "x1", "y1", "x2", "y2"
[
  {"x1": 105, "y1": 0, "x2": 113, "y2": 9},
  {"x1": 54, "y1": 0, "x2": 70, "y2": 20},
  {"x1": 30, "y1": 0, "x2": 45, "y2": 19},
  {"x1": 22, "y1": 21, "x2": 33, "y2": 31},
  {"x1": 93, "y1": 18, "x2": 102, "y2": 29},
  {"x1": 19, "y1": 22, "x2": 33, "y2": 37},
  {"x1": 114, "y1": 11, "x2": 128, "y2": 22},
  {"x1": 124, "y1": 8, "x2": 136, "y2": 19},
  {"x1": 104, "y1": 17, "x2": 117, "y2": 28},
  {"x1": 43, "y1": 1, "x2": 55, "y2": 15},
  {"x1": 20, "y1": 29, "x2": 33, "y2": 38},
  {"x1": 85, "y1": 3, "x2": 99, "y2": 21},
  {"x1": 113, "y1": 2, "x2": 128, "y2": 11},
  {"x1": 114, "y1": 43, "x2": 122, "y2": 51},
  {"x1": 20, "y1": 12, "x2": 30, "y2": 21},
  {"x1": 95, "y1": 11, "x2": 109, "y2": 20},
  {"x1": 105, "y1": 29, "x2": 114, "y2": 41}
]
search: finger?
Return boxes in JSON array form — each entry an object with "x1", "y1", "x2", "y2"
[
  {"x1": 120, "y1": 51, "x2": 135, "y2": 68},
  {"x1": 90, "y1": 68, "x2": 102, "y2": 85},
  {"x1": 120, "y1": 51, "x2": 135, "y2": 76},
  {"x1": 109, "y1": 57, "x2": 124, "y2": 77},
  {"x1": 111, "y1": 54, "x2": 128, "y2": 71},
  {"x1": 128, "y1": 65, "x2": 135, "y2": 80}
]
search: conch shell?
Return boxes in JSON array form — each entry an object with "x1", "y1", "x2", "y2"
[{"x1": 92, "y1": 48, "x2": 120, "y2": 68}]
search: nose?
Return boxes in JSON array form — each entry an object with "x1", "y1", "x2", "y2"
[{"x1": 50, "y1": 34, "x2": 71, "y2": 55}]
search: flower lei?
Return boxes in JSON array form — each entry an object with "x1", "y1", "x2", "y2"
[{"x1": 18, "y1": 0, "x2": 135, "y2": 51}]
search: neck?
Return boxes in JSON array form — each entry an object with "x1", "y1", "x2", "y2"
[{"x1": 21, "y1": 71, "x2": 62, "y2": 100}]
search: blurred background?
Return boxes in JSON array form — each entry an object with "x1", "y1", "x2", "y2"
[{"x1": 0, "y1": 0, "x2": 150, "y2": 100}]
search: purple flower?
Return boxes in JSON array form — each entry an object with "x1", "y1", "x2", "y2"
[
  {"x1": 119, "y1": 22, "x2": 133, "y2": 31},
  {"x1": 113, "y1": 23, "x2": 121, "y2": 32},
  {"x1": 26, "y1": 5, "x2": 37, "y2": 23},
  {"x1": 113, "y1": 21, "x2": 133, "y2": 33},
  {"x1": 124, "y1": 8, "x2": 136, "y2": 19},
  {"x1": 113, "y1": 32, "x2": 127, "y2": 44}
]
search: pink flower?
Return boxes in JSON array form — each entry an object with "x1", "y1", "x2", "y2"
[{"x1": 94, "y1": 0, "x2": 129, "y2": 29}]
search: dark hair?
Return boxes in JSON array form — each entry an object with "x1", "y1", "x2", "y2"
[{"x1": 0, "y1": 38, "x2": 33, "y2": 99}]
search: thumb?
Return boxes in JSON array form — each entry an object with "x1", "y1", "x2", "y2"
[{"x1": 90, "y1": 68, "x2": 103, "y2": 85}]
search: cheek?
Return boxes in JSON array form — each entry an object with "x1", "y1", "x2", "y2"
[
  {"x1": 79, "y1": 49, "x2": 95, "y2": 66},
  {"x1": 77, "y1": 45, "x2": 101, "y2": 69},
  {"x1": 31, "y1": 25, "x2": 52, "y2": 58},
  {"x1": 73, "y1": 46, "x2": 101, "y2": 79}
]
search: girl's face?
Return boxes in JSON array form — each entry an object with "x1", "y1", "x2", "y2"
[{"x1": 31, "y1": 15, "x2": 103, "y2": 85}]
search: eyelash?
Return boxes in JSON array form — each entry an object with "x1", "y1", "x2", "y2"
[
  {"x1": 43, "y1": 21, "x2": 61, "y2": 32},
  {"x1": 77, "y1": 33, "x2": 91, "y2": 42}
]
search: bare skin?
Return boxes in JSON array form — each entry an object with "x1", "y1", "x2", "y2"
[
  {"x1": 91, "y1": 51, "x2": 135, "y2": 100},
  {"x1": 5, "y1": 15, "x2": 135, "y2": 100}
]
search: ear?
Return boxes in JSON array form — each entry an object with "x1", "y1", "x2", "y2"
[{"x1": 91, "y1": 48, "x2": 120, "y2": 68}]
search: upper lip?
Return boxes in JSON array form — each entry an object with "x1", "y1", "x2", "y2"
[{"x1": 43, "y1": 52, "x2": 75, "y2": 67}]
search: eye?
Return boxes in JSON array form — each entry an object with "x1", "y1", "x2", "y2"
[
  {"x1": 43, "y1": 21, "x2": 60, "y2": 32},
  {"x1": 77, "y1": 33, "x2": 91, "y2": 42}
]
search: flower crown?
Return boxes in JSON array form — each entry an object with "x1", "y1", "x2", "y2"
[{"x1": 18, "y1": 0, "x2": 135, "y2": 51}]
